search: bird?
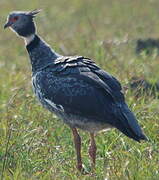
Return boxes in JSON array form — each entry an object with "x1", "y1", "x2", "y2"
[{"x1": 4, "y1": 10, "x2": 148, "y2": 172}]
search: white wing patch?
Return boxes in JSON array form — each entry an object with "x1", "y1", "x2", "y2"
[{"x1": 44, "y1": 98, "x2": 64, "y2": 112}]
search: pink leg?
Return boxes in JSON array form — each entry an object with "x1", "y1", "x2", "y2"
[
  {"x1": 89, "y1": 133, "x2": 97, "y2": 168},
  {"x1": 71, "y1": 128, "x2": 83, "y2": 171}
]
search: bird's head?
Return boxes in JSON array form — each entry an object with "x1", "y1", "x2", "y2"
[{"x1": 4, "y1": 9, "x2": 41, "y2": 37}]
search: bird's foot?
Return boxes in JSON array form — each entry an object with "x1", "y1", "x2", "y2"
[
  {"x1": 77, "y1": 163, "x2": 89, "y2": 175},
  {"x1": 77, "y1": 162, "x2": 83, "y2": 172},
  {"x1": 90, "y1": 162, "x2": 95, "y2": 171}
]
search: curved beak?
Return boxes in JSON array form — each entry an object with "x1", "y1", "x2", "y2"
[{"x1": 4, "y1": 21, "x2": 12, "y2": 29}]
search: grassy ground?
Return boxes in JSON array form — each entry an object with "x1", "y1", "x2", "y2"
[{"x1": 0, "y1": 0, "x2": 159, "y2": 179}]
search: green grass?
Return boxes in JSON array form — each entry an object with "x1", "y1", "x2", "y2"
[{"x1": 0, "y1": 0, "x2": 159, "y2": 179}]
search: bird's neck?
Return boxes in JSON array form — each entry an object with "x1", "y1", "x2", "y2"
[
  {"x1": 26, "y1": 34, "x2": 60, "y2": 72},
  {"x1": 24, "y1": 34, "x2": 35, "y2": 45}
]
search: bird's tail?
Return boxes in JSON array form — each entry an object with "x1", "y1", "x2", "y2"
[{"x1": 114, "y1": 103, "x2": 148, "y2": 142}]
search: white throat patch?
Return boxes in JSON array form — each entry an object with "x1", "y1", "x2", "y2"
[{"x1": 24, "y1": 34, "x2": 35, "y2": 45}]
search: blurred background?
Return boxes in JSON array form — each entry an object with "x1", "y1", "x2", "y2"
[{"x1": 0, "y1": 0, "x2": 159, "y2": 179}]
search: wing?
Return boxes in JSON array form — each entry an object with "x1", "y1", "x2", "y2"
[
  {"x1": 54, "y1": 56, "x2": 125, "y2": 102},
  {"x1": 36, "y1": 56, "x2": 124, "y2": 120},
  {"x1": 36, "y1": 56, "x2": 147, "y2": 141}
]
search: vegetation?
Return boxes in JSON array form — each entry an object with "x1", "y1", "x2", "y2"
[{"x1": 0, "y1": 0, "x2": 159, "y2": 179}]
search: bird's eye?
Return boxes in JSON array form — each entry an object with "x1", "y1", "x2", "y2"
[
  {"x1": 14, "y1": 16, "x2": 19, "y2": 21},
  {"x1": 10, "y1": 16, "x2": 19, "y2": 23}
]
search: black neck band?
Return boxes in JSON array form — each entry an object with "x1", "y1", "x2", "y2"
[{"x1": 26, "y1": 35, "x2": 40, "y2": 52}]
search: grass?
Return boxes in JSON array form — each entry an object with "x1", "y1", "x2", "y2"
[{"x1": 0, "y1": 0, "x2": 159, "y2": 179}]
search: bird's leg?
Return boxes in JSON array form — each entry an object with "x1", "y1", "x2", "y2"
[
  {"x1": 71, "y1": 127, "x2": 83, "y2": 172},
  {"x1": 89, "y1": 133, "x2": 97, "y2": 169}
]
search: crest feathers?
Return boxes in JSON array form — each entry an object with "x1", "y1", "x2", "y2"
[{"x1": 28, "y1": 9, "x2": 42, "y2": 18}]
